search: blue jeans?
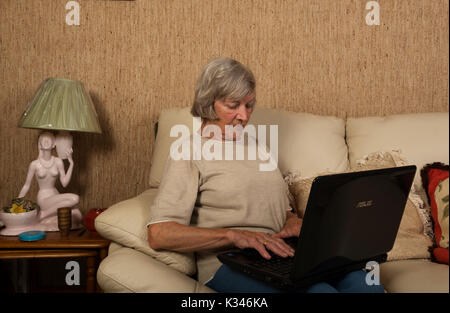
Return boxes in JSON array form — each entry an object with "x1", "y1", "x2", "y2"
[{"x1": 205, "y1": 265, "x2": 385, "y2": 293}]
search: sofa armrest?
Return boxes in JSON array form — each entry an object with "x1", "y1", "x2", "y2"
[
  {"x1": 97, "y1": 246, "x2": 214, "y2": 293},
  {"x1": 95, "y1": 188, "x2": 197, "y2": 275},
  {"x1": 95, "y1": 188, "x2": 158, "y2": 249}
]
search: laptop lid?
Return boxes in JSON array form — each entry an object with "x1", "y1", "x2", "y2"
[{"x1": 290, "y1": 165, "x2": 416, "y2": 282}]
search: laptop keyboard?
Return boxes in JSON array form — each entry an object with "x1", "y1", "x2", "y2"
[{"x1": 248, "y1": 255, "x2": 294, "y2": 275}]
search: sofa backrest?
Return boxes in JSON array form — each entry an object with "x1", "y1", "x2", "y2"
[
  {"x1": 149, "y1": 107, "x2": 348, "y2": 188},
  {"x1": 149, "y1": 107, "x2": 449, "y2": 191},
  {"x1": 346, "y1": 112, "x2": 449, "y2": 189}
]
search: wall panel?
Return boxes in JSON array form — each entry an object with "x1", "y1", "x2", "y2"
[{"x1": 0, "y1": 0, "x2": 448, "y2": 212}]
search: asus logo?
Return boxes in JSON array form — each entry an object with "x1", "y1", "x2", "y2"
[{"x1": 356, "y1": 200, "x2": 374, "y2": 208}]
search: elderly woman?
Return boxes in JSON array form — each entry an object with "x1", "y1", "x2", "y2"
[{"x1": 147, "y1": 57, "x2": 384, "y2": 293}]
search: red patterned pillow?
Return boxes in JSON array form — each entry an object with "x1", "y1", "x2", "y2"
[{"x1": 421, "y1": 163, "x2": 449, "y2": 264}]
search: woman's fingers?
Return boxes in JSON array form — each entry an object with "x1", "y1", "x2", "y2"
[
  {"x1": 232, "y1": 230, "x2": 294, "y2": 259},
  {"x1": 266, "y1": 237, "x2": 294, "y2": 258},
  {"x1": 254, "y1": 241, "x2": 271, "y2": 260},
  {"x1": 256, "y1": 233, "x2": 294, "y2": 259}
]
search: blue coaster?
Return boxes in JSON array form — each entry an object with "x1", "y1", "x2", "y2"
[{"x1": 18, "y1": 230, "x2": 46, "y2": 241}]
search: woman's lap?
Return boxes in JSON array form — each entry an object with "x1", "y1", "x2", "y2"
[
  {"x1": 206, "y1": 264, "x2": 282, "y2": 293},
  {"x1": 205, "y1": 265, "x2": 384, "y2": 293},
  {"x1": 327, "y1": 269, "x2": 385, "y2": 293}
]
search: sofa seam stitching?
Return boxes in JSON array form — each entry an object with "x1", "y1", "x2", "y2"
[{"x1": 97, "y1": 264, "x2": 137, "y2": 293}]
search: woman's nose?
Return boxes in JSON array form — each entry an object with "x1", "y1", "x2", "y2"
[{"x1": 236, "y1": 105, "x2": 250, "y2": 122}]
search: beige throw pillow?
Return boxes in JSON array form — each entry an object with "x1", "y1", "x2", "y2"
[{"x1": 285, "y1": 151, "x2": 432, "y2": 261}]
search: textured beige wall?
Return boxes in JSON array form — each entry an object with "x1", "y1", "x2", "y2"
[{"x1": 0, "y1": 0, "x2": 448, "y2": 213}]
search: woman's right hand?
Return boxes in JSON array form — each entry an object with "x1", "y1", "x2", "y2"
[{"x1": 227, "y1": 229, "x2": 295, "y2": 260}]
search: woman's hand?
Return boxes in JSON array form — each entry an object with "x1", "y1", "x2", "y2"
[
  {"x1": 272, "y1": 211, "x2": 303, "y2": 239},
  {"x1": 58, "y1": 149, "x2": 74, "y2": 188},
  {"x1": 66, "y1": 148, "x2": 73, "y2": 164},
  {"x1": 227, "y1": 229, "x2": 295, "y2": 260}
]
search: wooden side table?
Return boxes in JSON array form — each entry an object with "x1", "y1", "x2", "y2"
[{"x1": 0, "y1": 230, "x2": 109, "y2": 293}]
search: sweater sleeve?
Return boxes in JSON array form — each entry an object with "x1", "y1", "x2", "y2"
[{"x1": 147, "y1": 156, "x2": 199, "y2": 226}]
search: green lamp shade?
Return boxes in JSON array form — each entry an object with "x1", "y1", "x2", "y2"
[{"x1": 18, "y1": 78, "x2": 102, "y2": 133}]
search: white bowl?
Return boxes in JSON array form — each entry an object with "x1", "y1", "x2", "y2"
[{"x1": 0, "y1": 209, "x2": 39, "y2": 229}]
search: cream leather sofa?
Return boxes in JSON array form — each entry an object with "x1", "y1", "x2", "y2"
[{"x1": 95, "y1": 107, "x2": 449, "y2": 293}]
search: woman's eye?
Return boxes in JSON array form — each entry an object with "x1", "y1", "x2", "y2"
[
  {"x1": 227, "y1": 101, "x2": 254, "y2": 109},
  {"x1": 228, "y1": 103, "x2": 240, "y2": 109}
]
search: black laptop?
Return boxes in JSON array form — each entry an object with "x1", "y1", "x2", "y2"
[{"x1": 218, "y1": 165, "x2": 416, "y2": 291}]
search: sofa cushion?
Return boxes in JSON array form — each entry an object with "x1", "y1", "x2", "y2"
[
  {"x1": 97, "y1": 246, "x2": 214, "y2": 293},
  {"x1": 249, "y1": 108, "x2": 348, "y2": 177},
  {"x1": 149, "y1": 107, "x2": 193, "y2": 188},
  {"x1": 285, "y1": 151, "x2": 432, "y2": 261},
  {"x1": 95, "y1": 188, "x2": 196, "y2": 275},
  {"x1": 346, "y1": 112, "x2": 449, "y2": 191},
  {"x1": 380, "y1": 259, "x2": 449, "y2": 293},
  {"x1": 149, "y1": 107, "x2": 348, "y2": 187}
]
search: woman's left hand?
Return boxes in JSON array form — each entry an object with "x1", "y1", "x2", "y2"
[{"x1": 272, "y1": 212, "x2": 303, "y2": 239}]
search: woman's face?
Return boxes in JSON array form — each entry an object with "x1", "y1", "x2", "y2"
[
  {"x1": 39, "y1": 133, "x2": 55, "y2": 150},
  {"x1": 207, "y1": 93, "x2": 255, "y2": 140}
]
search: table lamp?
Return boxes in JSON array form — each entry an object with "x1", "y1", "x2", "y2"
[{"x1": 0, "y1": 78, "x2": 102, "y2": 236}]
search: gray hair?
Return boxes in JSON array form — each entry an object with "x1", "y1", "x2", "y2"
[{"x1": 191, "y1": 57, "x2": 256, "y2": 121}]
